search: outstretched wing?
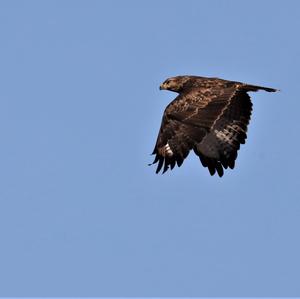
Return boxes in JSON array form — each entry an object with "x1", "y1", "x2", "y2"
[
  {"x1": 151, "y1": 113, "x2": 207, "y2": 174},
  {"x1": 194, "y1": 90, "x2": 252, "y2": 176},
  {"x1": 151, "y1": 86, "x2": 251, "y2": 175}
]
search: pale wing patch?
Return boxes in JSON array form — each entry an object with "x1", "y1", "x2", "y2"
[
  {"x1": 158, "y1": 143, "x2": 174, "y2": 157},
  {"x1": 196, "y1": 122, "x2": 246, "y2": 160},
  {"x1": 214, "y1": 122, "x2": 246, "y2": 144}
]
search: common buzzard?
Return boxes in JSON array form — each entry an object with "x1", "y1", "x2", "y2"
[{"x1": 150, "y1": 75, "x2": 277, "y2": 177}]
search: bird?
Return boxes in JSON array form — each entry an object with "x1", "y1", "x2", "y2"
[{"x1": 150, "y1": 75, "x2": 278, "y2": 177}]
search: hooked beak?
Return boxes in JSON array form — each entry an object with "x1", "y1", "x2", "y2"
[{"x1": 159, "y1": 83, "x2": 165, "y2": 90}]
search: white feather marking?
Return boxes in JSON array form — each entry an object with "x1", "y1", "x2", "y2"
[
  {"x1": 214, "y1": 123, "x2": 244, "y2": 143},
  {"x1": 164, "y1": 143, "x2": 173, "y2": 156}
]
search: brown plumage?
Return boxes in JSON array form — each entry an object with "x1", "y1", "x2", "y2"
[{"x1": 150, "y1": 75, "x2": 278, "y2": 177}]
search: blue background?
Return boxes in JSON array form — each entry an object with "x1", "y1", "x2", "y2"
[{"x1": 0, "y1": 0, "x2": 299, "y2": 296}]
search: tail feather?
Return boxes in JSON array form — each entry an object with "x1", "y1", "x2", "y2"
[{"x1": 243, "y1": 84, "x2": 278, "y2": 93}]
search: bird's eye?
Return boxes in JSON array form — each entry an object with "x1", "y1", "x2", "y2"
[{"x1": 165, "y1": 80, "x2": 170, "y2": 85}]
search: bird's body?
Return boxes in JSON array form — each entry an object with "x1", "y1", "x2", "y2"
[{"x1": 151, "y1": 75, "x2": 277, "y2": 177}]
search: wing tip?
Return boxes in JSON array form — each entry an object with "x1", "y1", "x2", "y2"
[{"x1": 150, "y1": 153, "x2": 186, "y2": 174}]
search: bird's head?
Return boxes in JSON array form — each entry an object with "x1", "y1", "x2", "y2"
[{"x1": 159, "y1": 76, "x2": 191, "y2": 93}]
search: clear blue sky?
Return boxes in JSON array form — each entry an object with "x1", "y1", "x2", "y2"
[{"x1": 0, "y1": 0, "x2": 299, "y2": 296}]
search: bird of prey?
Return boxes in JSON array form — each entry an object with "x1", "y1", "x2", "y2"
[{"x1": 150, "y1": 75, "x2": 277, "y2": 177}]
